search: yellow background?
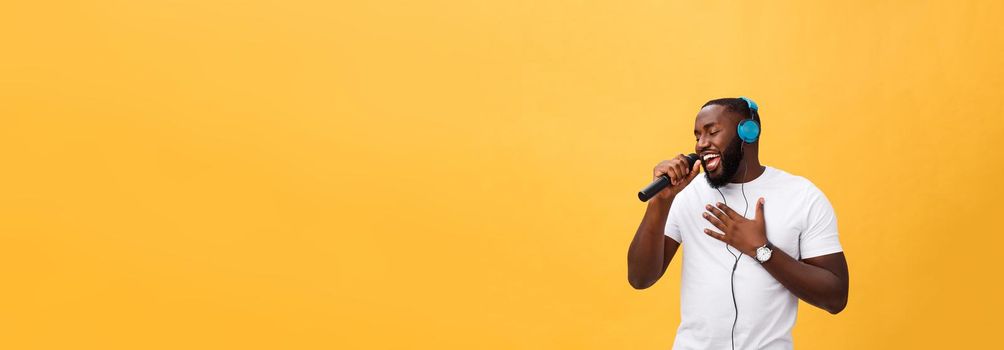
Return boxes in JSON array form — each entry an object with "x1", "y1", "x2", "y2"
[{"x1": 2, "y1": 1, "x2": 1002, "y2": 348}]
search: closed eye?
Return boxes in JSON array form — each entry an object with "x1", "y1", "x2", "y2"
[{"x1": 696, "y1": 129, "x2": 720, "y2": 141}]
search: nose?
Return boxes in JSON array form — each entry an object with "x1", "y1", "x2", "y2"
[{"x1": 696, "y1": 134, "x2": 711, "y2": 152}]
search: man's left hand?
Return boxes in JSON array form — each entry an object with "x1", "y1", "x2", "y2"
[{"x1": 702, "y1": 197, "x2": 768, "y2": 257}]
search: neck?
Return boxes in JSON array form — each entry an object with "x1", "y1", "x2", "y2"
[{"x1": 730, "y1": 144, "x2": 765, "y2": 184}]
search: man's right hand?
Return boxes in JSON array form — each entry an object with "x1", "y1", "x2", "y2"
[{"x1": 652, "y1": 155, "x2": 702, "y2": 201}]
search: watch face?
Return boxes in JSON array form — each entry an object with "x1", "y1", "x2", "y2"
[{"x1": 756, "y1": 246, "x2": 772, "y2": 262}]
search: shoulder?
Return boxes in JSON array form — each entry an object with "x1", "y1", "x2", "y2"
[{"x1": 764, "y1": 166, "x2": 828, "y2": 200}]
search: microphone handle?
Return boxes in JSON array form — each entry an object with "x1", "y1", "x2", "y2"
[{"x1": 637, "y1": 153, "x2": 700, "y2": 202}]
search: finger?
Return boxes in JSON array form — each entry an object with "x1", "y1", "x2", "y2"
[
  {"x1": 673, "y1": 154, "x2": 689, "y2": 181},
  {"x1": 716, "y1": 202, "x2": 742, "y2": 220},
  {"x1": 705, "y1": 204, "x2": 732, "y2": 224},
  {"x1": 703, "y1": 228, "x2": 726, "y2": 242},
  {"x1": 686, "y1": 159, "x2": 702, "y2": 181},
  {"x1": 653, "y1": 162, "x2": 671, "y2": 180},
  {"x1": 653, "y1": 161, "x2": 666, "y2": 179},
  {"x1": 755, "y1": 197, "x2": 765, "y2": 222},
  {"x1": 662, "y1": 157, "x2": 680, "y2": 184},
  {"x1": 702, "y1": 211, "x2": 727, "y2": 231},
  {"x1": 665, "y1": 165, "x2": 680, "y2": 184}
]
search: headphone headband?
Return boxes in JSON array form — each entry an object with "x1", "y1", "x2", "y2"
[{"x1": 739, "y1": 96, "x2": 758, "y2": 112}]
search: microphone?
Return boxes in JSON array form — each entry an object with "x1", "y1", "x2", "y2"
[{"x1": 637, "y1": 153, "x2": 700, "y2": 202}]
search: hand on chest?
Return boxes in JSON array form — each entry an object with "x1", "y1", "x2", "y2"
[{"x1": 693, "y1": 188, "x2": 805, "y2": 258}]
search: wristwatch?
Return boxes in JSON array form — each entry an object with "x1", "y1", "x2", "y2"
[{"x1": 755, "y1": 242, "x2": 774, "y2": 263}]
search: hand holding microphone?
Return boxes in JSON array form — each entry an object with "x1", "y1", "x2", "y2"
[{"x1": 638, "y1": 153, "x2": 701, "y2": 202}]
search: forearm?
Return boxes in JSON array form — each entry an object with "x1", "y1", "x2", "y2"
[
  {"x1": 760, "y1": 249, "x2": 848, "y2": 314},
  {"x1": 627, "y1": 198, "x2": 673, "y2": 289}
]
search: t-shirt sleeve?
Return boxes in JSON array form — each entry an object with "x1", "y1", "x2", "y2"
[
  {"x1": 663, "y1": 191, "x2": 688, "y2": 244},
  {"x1": 799, "y1": 185, "x2": 843, "y2": 259}
]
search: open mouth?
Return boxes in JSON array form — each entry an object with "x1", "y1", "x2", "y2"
[{"x1": 702, "y1": 153, "x2": 721, "y2": 172}]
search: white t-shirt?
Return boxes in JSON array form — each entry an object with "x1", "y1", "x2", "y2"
[{"x1": 665, "y1": 166, "x2": 842, "y2": 350}]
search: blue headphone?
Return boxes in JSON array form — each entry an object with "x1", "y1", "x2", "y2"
[{"x1": 737, "y1": 96, "x2": 760, "y2": 143}]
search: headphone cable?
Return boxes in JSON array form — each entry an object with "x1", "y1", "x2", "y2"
[{"x1": 717, "y1": 143, "x2": 751, "y2": 350}]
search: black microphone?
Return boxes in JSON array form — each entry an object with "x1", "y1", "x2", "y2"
[{"x1": 637, "y1": 153, "x2": 700, "y2": 202}]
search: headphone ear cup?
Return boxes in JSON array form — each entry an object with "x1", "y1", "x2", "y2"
[{"x1": 737, "y1": 119, "x2": 760, "y2": 143}]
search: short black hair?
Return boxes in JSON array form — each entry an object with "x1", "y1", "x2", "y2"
[{"x1": 702, "y1": 97, "x2": 761, "y2": 125}]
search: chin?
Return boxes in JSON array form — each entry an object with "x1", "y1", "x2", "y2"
[{"x1": 704, "y1": 168, "x2": 732, "y2": 188}]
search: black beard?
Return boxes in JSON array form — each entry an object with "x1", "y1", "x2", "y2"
[{"x1": 705, "y1": 137, "x2": 743, "y2": 189}]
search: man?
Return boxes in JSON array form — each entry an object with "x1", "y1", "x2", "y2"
[{"x1": 626, "y1": 98, "x2": 849, "y2": 349}]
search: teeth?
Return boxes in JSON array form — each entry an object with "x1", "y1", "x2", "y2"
[{"x1": 703, "y1": 154, "x2": 720, "y2": 161}]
